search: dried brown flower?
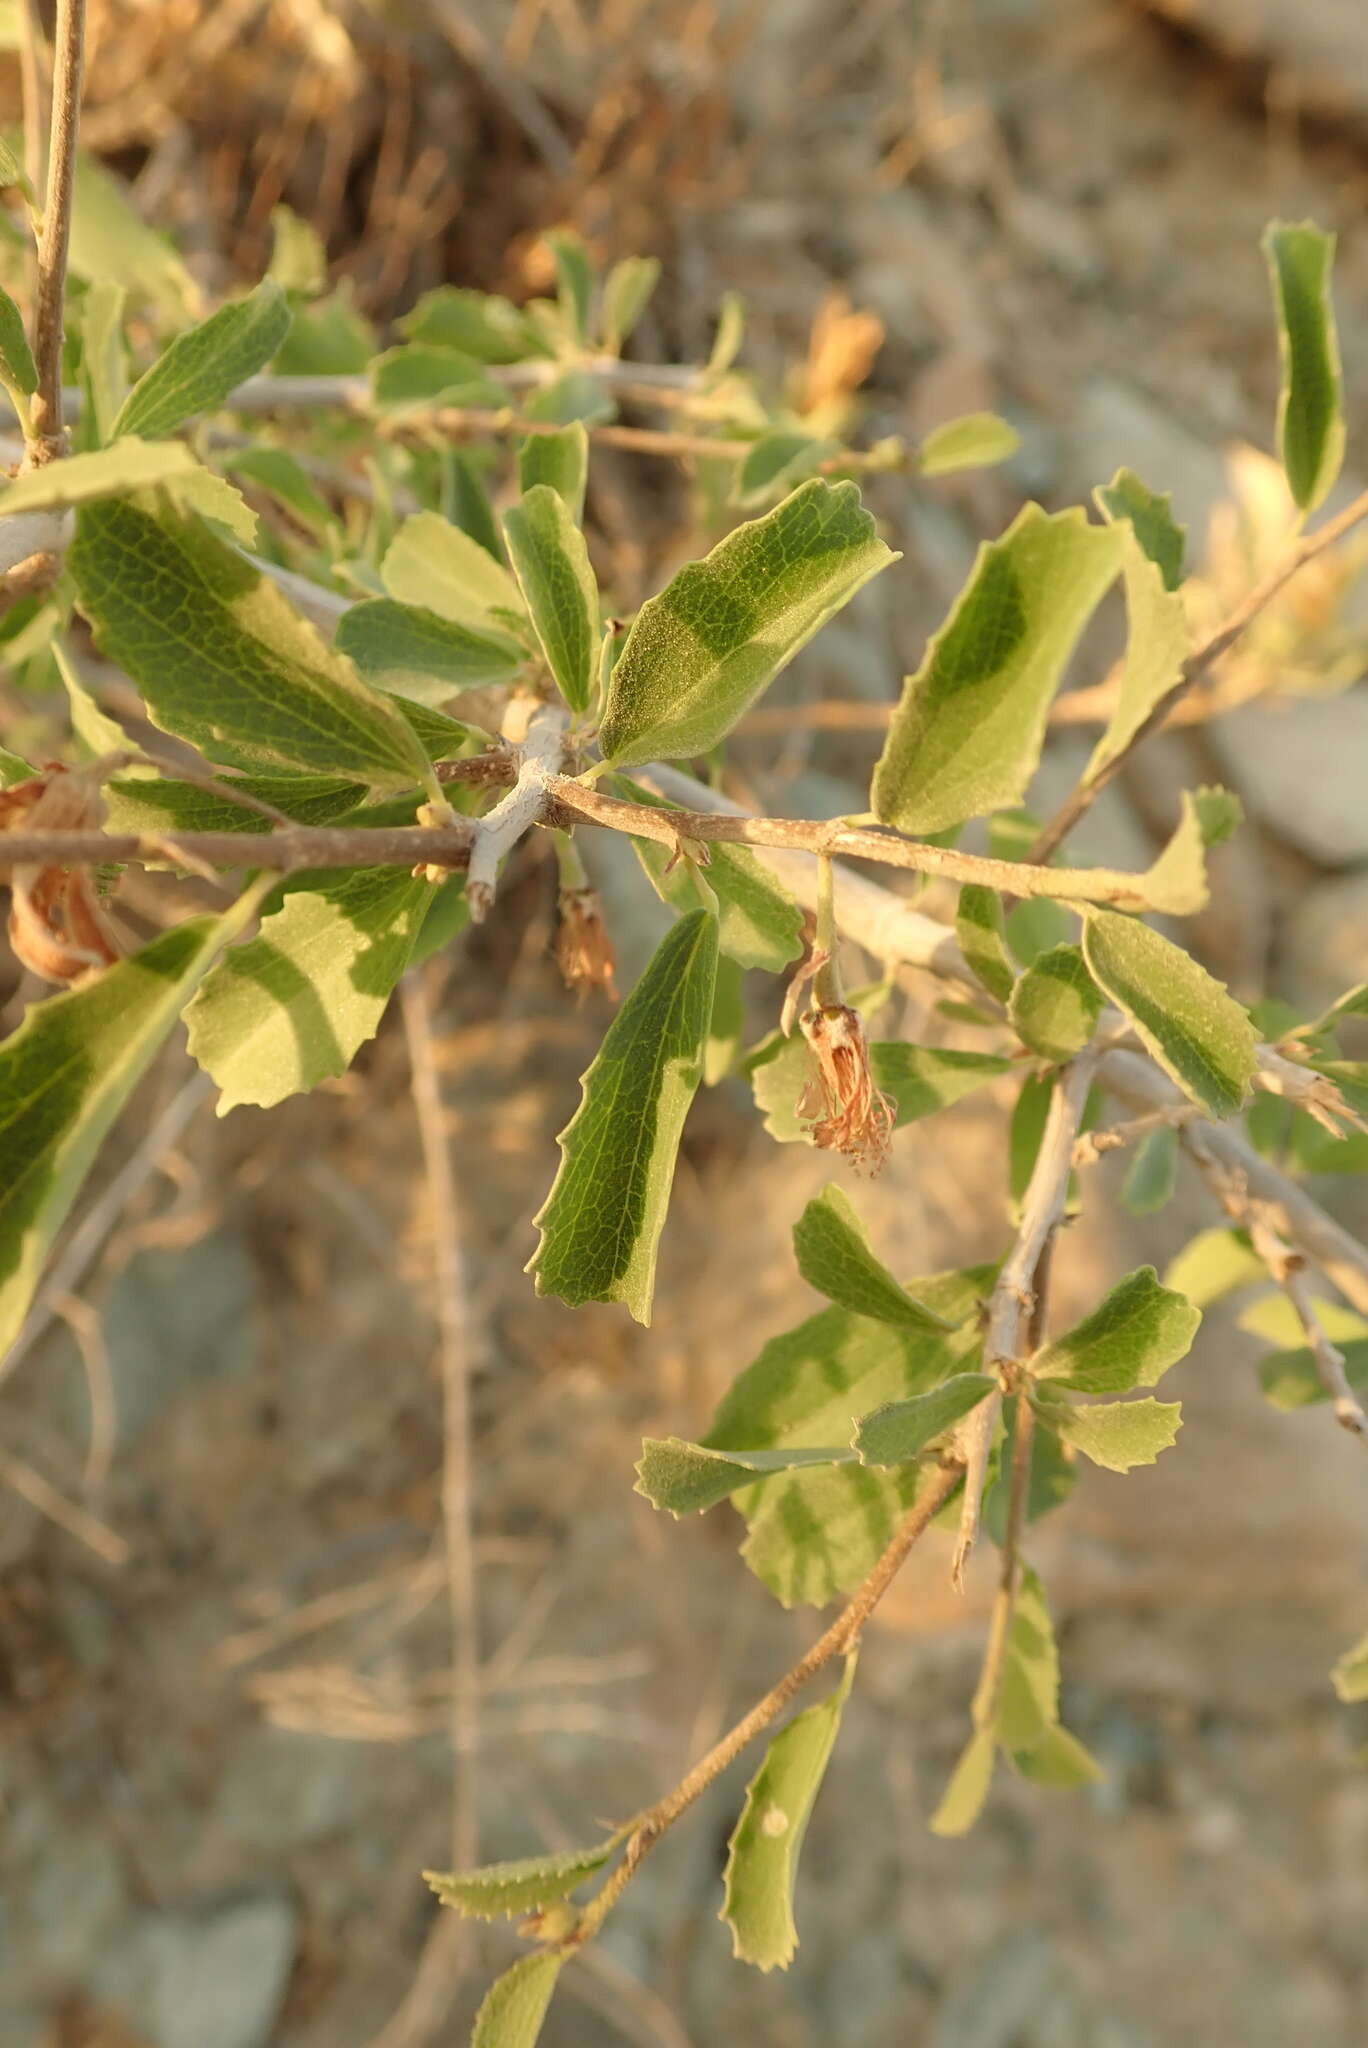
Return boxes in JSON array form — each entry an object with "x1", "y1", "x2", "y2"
[
  {"x1": 796, "y1": 1001, "x2": 893, "y2": 1173},
  {"x1": 0, "y1": 764, "x2": 122, "y2": 985},
  {"x1": 555, "y1": 886, "x2": 618, "y2": 1002}
]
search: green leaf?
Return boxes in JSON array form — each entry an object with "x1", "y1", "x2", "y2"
[
  {"x1": 1082, "y1": 910, "x2": 1257, "y2": 1118},
  {"x1": 929, "y1": 1727, "x2": 996, "y2": 1838},
  {"x1": 470, "y1": 1951, "x2": 564, "y2": 2048},
  {"x1": 184, "y1": 869, "x2": 434, "y2": 1111},
  {"x1": 1036, "y1": 1394, "x2": 1182, "y2": 1473},
  {"x1": 382, "y1": 509, "x2": 525, "y2": 634},
  {"x1": 0, "y1": 281, "x2": 36, "y2": 399},
  {"x1": 601, "y1": 255, "x2": 660, "y2": 353},
  {"x1": 853, "y1": 1374, "x2": 995, "y2": 1465},
  {"x1": 113, "y1": 279, "x2": 291, "y2": 439},
  {"x1": 1264, "y1": 220, "x2": 1345, "y2": 513},
  {"x1": 1088, "y1": 513, "x2": 1189, "y2": 784},
  {"x1": 599, "y1": 479, "x2": 896, "y2": 764},
  {"x1": 70, "y1": 154, "x2": 197, "y2": 318},
  {"x1": 705, "y1": 952, "x2": 745, "y2": 1085},
  {"x1": 169, "y1": 463, "x2": 258, "y2": 544},
  {"x1": 1331, "y1": 1630, "x2": 1368, "y2": 1705},
  {"x1": 1030, "y1": 1266, "x2": 1200, "y2": 1394},
  {"x1": 103, "y1": 771, "x2": 364, "y2": 838},
  {"x1": 614, "y1": 778, "x2": 803, "y2": 972},
  {"x1": 399, "y1": 286, "x2": 544, "y2": 363},
  {"x1": 0, "y1": 905, "x2": 256, "y2": 1358},
  {"x1": 709, "y1": 292, "x2": 746, "y2": 375},
  {"x1": 228, "y1": 446, "x2": 336, "y2": 540},
  {"x1": 1094, "y1": 468, "x2": 1186, "y2": 590},
  {"x1": 547, "y1": 229, "x2": 595, "y2": 344},
  {"x1": 750, "y1": 1034, "x2": 1008, "y2": 1146},
  {"x1": 425, "y1": 1840, "x2": 618, "y2": 1920},
  {"x1": 524, "y1": 367, "x2": 616, "y2": 427},
  {"x1": 872, "y1": 506, "x2": 1123, "y2": 834},
  {"x1": 367, "y1": 343, "x2": 502, "y2": 409},
  {"x1": 705, "y1": 1272, "x2": 990, "y2": 1605},
  {"x1": 1009, "y1": 945, "x2": 1101, "y2": 1062},
  {"x1": 1258, "y1": 1339, "x2": 1368, "y2": 1414},
  {"x1": 1010, "y1": 1724, "x2": 1105, "y2": 1788},
  {"x1": 731, "y1": 431, "x2": 830, "y2": 509},
  {"x1": 1239, "y1": 1290, "x2": 1365, "y2": 1348},
  {"x1": 518, "y1": 423, "x2": 589, "y2": 522},
  {"x1": 1120, "y1": 1125, "x2": 1179, "y2": 1216},
  {"x1": 272, "y1": 286, "x2": 374, "y2": 375},
  {"x1": 956, "y1": 885, "x2": 1015, "y2": 1004},
  {"x1": 442, "y1": 448, "x2": 505, "y2": 564},
  {"x1": 636, "y1": 1438, "x2": 853, "y2": 1516},
  {"x1": 1164, "y1": 1227, "x2": 1262, "y2": 1308},
  {"x1": 721, "y1": 1654, "x2": 856, "y2": 1971},
  {"x1": 0, "y1": 437, "x2": 199, "y2": 514},
  {"x1": 502, "y1": 485, "x2": 599, "y2": 713},
  {"x1": 1140, "y1": 787, "x2": 1243, "y2": 918},
  {"x1": 993, "y1": 1570, "x2": 1060, "y2": 1751},
  {"x1": 336, "y1": 598, "x2": 523, "y2": 703},
  {"x1": 268, "y1": 205, "x2": 327, "y2": 296},
  {"x1": 78, "y1": 280, "x2": 130, "y2": 446},
  {"x1": 71, "y1": 498, "x2": 434, "y2": 787},
  {"x1": 0, "y1": 744, "x2": 34, "y2": 785},
  {"x1": 529, "y1": 910, "x2": 718, "y2": 1324},
  {"x1": 793, "y1": 1186, "x2": 955, "y2": 1330},
  {"x1": 917, "y1": 411, "x2": 1020, "y2": 478}
]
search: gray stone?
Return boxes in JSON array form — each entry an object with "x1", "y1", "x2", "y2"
[
  {"x1": 1208, "y1": 691, "x2": 1368, "y2": 867},
  {"x1": 1143, "y1": 0, "x2": 1368, "y2": 127},
  {"x1": 1064, "y1": 378, "x2": 1226, "y2": 542},
  {"x1": 98, "y1": 1893, "x2": 297, "y2": 2048}
]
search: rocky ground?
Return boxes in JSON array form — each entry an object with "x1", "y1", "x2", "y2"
[{"x1": 3, "y1": 3, "x2": 1368, "y2": 2046}]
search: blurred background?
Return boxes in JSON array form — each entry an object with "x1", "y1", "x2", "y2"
[{"x1": 3, "y1": 2, "x2": 1368, "y2": 2043}]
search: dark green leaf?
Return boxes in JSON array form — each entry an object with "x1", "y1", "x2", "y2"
[
  {"x1": 636, "y1": 1438, "x2": 853, "y2": 1516},
  {"x1": 1030, "y1": 1266, "x2": 1199, "y2": 1394},
  {"x1": 732, "y1": 431, "x2": 829, "y2": 509},
  {"x1": 957, "y1": 884, "x2": 1015, "y2": 1004},
  {"x1": 399, "y1": 286, "x2": 545, "y2": 363},
  {"x1": 336, "y1": 598, "x2": 523, "y2": 703},
  {"x1": 854, "y1": 1374, "x2": 995, "y2": 1465},
  {"x1": 1009, "y1": 945, "x2": 1101, "y2": 1062},
  {"x1": 530, "y1": 910, "x2": 718, "y2": 1323},
  {"x1": 793, "y1": 1185, "x2": 955, "y2": 1329},
  {"x1": 1010, "y1": 1724, "x2": 1105, "y2": 1788},
  {"x1": 114, "y1": 279, "x2": 291, "y2": 438},
  {"x1": 103, "y1": 771, "x2": 364, "y2": 838},
  {"x1": 503, "y1": 485, "x2": 599, "y2": 713},
  {"x1": 614, "y1": 777, "x2": 803, "y2": 972},
  {"x1": 1094, "y1": 467, "x2": 1186, "y2": 589},
  {"x1": 228, "y1": 446, "x2": 336, "y2": 540},
  {"x1": 873, "y1": 507, "x2": 1123, "y2": 834},
  {"x1": 599, "y1": 479, "x2": 896, "y2": 764},
  {"x1": 368, "y1": 344, "x2": 504, "y2": 410},
  {"x1": 1264, "y1": 220, "x2": 1344, "y2": 512},
  {"x1": 1082, "y1": 910, "x2": 1257, "y2": 1118},
  {"x1": 518, "y1": 423, "x2": 589, "y2": 522},
  {"x1": 0, "y1": 280, "x2": 36, "y2": 399}
]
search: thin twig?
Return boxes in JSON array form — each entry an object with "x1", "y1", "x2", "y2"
[
  {"x1": 570, "y1": 1457, "x2": 964, "y2": 1940},
  {"x1": 1030, "y1": 485, "x2": 1368, "y2": 862},
  {"x1": 1073, "y1": 1103, "x2": 1200, "y2": 1167},
  {"x1": 0, "y1": 1440, "x2": 128, "y2": 1563},
  {"x1": 1247, "y1": 1221, "x2": 1366, "y2": 1438},
  {"x1": 27, "y1": 0, "x2": 85, "y2": 459}
]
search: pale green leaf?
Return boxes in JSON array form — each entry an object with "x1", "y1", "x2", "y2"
[
  {"x1": 0, "y1": 438, "x2": 197, "y2": 514},
  {"x1": 750, "y1": 1033, "x2": 1008, "y2": 1146},
  {"x1": 336, "y1": 598, "x2": 523, "y2": 703},
  {"x1": 518, "y1": 423, "x2": 588, "y2": 521},
  {"x1": 470, "y1": 1951, "x2": 564, "y2": 2048},
  {"x1": 601, "y1": 255, "x2": 660, "y2": 353},
  {"x1": 114, "y1": 279, "x2": 291, "y2": 438},
  {"x1": 0, "y1": 744, "x2": 33, "y2": 784},
  {"x1": 529, "y1": 909, "x2": 718, "y2": 1324},
  {"x1": 705, "y1": 953, "x2": 745, "y2": 1085},
  {"x1": 268, "y1": 205, "x2": 327, "y2": 296},
  {"x1": 547, "y1": 229, "x2": 594, "y2": 343},
  {"x1": 425, "y1": 1840, "x2": 618, "y2": 1920},
  {"x1": 1258, "y1": 1338, "x2": 1368, "y2": 1414},
  {"x1": 709, "y1": 292, "x2": 746, "y2": 375},
  {"x1": 1082, "y1": 910, "x2": 1257, "y2": 1118},
  {"x1": 71, "y1": 497, "x2": 434, "y2": 787},
  {"x1": 929, "y1": 1727, "x2": 995, "y2": 1838},
  {"x1": 1037, "y1": 1394, "x2": 1182, "y2": 1473},
  {"x1": 0, "y1": 130, "x2": 31, "y2": 195},
  {"x1": 1011, "y1": 1724, "x2": 1105, "y2": 1788},
  {"x1": 793, "y1": 1185, "x2": 955, "y2": 1330},
  {"x1": 1237, "y1": 1291, "x2": 1366, "y2": 1347},
  {"x1": 79, "y1": 281, "x2": 129, "y2": 444},
  {"x1": 636, "y1": 1438, "x2": 853, "y2": 1516},
  {"x1": 853, "y1": 1374, "x2": 995, "y2": 1465},
  {"x1": 614, "y1": 777, "x2": 803, "y2": 973},
  {"x1": 272, "y1": 286, "x2": 374, "y2": 375},
  {"x1": 0, "y1": 281, "x2": 35, "y2": 399},
  {"x1": 1094, "y1": 467, "x2": 1186, "y2": 589},
  {"x1": 70, "y1": 154, "x2": 198, "y2": 318},
  {"x1": 53, "y1": 639, "x2": 130, "y2": 758},
  {"x1": 503, "y1": 485, "x2": 599, "y2": 713},
  {"x1": 0, "y1": 905, "x2": 256, "y2": 1357},
  {"x1": 599, "y1": 479, "x2": 896, "y2": 764},
  {"x1": 731, "y1": 431, "x2": 829, "y2": 509},
  {"x1": 1164, "y1": 1227, "x2": 1263, "y2": 1308},
  {"x1": 102, "y1": 770, "x2": 363, "y2": 838},
  {"x1": 994, "y1": 1570, "x2": 1059, "y2": 1751},
  {"x1": 228, "y1": 447, "x2": 336, "y2": 540},
  {"x1": 168, "y1": 463, "x2": 258, "y2": 544},
  {"x1": 873, "y1": 506, "x2": 1123, "y2": 834},
  {"x1": 957, "y1": 884, "x2": 1015, "y2": 1003},
  {"x1": 1009, "y1": 945, "x2": 1101, "y2": 1062},
  {"x1": 382, "y1": 509, "x2": 526, "y2": 633},
  {"x1": 399, "y1": 286, "x2": 544, "y2": 363},
  {"x1": 1264, "y1": 220, "x2": 1344, "y2": 513},
  {"x1": 721, "y1": 1655, "x2": 856, "y2": 1971},
  {"x1": 1140, "y1": 787, "x2": 1243, "y2": 918},
  {"x1": 1120, "y1": 1124, "x2": 1178, "y2": 1216},
  {"x1": 1029, "y1": 1266, "x2": 1200, "y2": 1394},
  {"x1": 368, "y1": 344, "x2": 503, "y2": 410},
  {"x1": 918, "y1": 411, "x2": 1020, "y2": 478},
  {"x1": 1331, "y1": 1630, "x2": 1368, "y2": 1705},
  {"x1": 524, "y1": 368, "x2": 616, "y2": 427},
  {"x1": 185, "y1": 869, "x2": 434, "y2": 1111}
]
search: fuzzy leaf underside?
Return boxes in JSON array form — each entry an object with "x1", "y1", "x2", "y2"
[
  {"x1": 792, "y1": 1185, "x2": 955, "y2": 1330},
  {"x1": 114, "y1": 277, "x2": 291, "y2": 438},
  {"x1": 530, "y1": 910, "x2": 718, "y2": 1324},
  {"x1": 613, "y1": 777, "x2": 804, "y2": 972},
  {"x1": 425, "y1": 1839, "x2": 618, "y2": 1920},
  {"x1": 1082, "y1": 910, "x2": 1257, "y2": 1118},
  {"x1": 1008, "y1": 945, "x2": 1102, "y2": 1062},
  {"x1": 335, "y1": 597, "x2": 523, "y2": 702},
  {"x1": 873, "y1": 505, "x2": 1124, "y2": 834},
  {"x1": 502, "y1": 484, "x2": 600, "y2": 712},
  {"x1": 599, "y1": 479, "x2": 896, "y2": 764},
  {"x1": 1029, "y1": 1266, "x2": 1200, "y2": 1394}
]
